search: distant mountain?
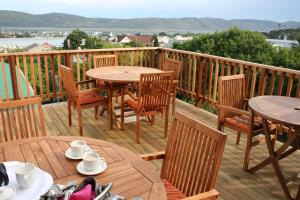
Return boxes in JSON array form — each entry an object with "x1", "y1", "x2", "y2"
[{"x1": 1, "y1": 10, "x2": 300, "y2": 33}]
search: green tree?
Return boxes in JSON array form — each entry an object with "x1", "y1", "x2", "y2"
[
  {"x1": 153, "y1": 37, "x2": 159, "y2": 47},
  {"x1": 63, "y1": 29, "x2": 103, "y2": 50},
  {"x1": 173, "y1": 28, "x2": 275, "y2": 65},
  {"x1": 125, "y1": 41, "x2": 144, "y2": 47},
  {"x1": 63, "y1": 29, "x2": 89, "y2": 49}
]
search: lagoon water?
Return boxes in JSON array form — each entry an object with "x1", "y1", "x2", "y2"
[{"x1": 0, "y1": 37, "x2": 66, "y2": 48}]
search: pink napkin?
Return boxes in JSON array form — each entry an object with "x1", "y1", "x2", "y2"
[{"x1": 69, "y1": 184, "x2": 96, "y2": 200}]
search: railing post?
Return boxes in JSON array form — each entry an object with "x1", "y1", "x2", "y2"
[
  {"x1": 8, "y1": 55, "x2": 19, "y2": 100},
  {"x1": 51, "y1": 54, "x2": 57, "y2": 100}
]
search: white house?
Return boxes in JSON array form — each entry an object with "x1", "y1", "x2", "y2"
[{"x1": 267, "y1": 38, "x2": 299, "y2": 48}]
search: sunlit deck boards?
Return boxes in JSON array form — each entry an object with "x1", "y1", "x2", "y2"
[{"x1": 42, "y1": 99, "x2": 300, "y2": 200}]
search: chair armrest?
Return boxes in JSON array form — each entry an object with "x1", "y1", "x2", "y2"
[
  {"x1": 183, "y1": 189, "x2": 219, "y2": 200},
  {"x1": 76, "y1": 80, "x2": 96, "y2": 87},
  {"x1": 216, "y1": 104, "x2": 252, "y2": 117},
  {"x1": 76, "y1": 88, "x2": 101, "y2": 97},
  {"x1": 140, "y1": 151, "x2": 165, "y2": 161}
]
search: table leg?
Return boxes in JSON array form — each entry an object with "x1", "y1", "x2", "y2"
[
  {"x1": 108, "y1": 83, "x2": 113, "y2": 130},
  {"x1": 249, "y1": 119, "x2": 299, "y2": 199}
]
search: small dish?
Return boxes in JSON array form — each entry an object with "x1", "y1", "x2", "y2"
[
  {"x1": 76, "y1": 161, "x2": 107, "y2": 176},
  {"x1": 65, "y1": 146, "x2": 92, "y2": 160}
]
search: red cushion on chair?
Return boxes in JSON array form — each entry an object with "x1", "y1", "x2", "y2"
[
  {"x1": 79, "y1": 91, "x2": 105, "y2": 105},
  {"x1": 224, "y1": 115, "x2": 262, "y2": 132},
  {"x1": 162, "y1": 179, "x2": 186, "y2": 200},
  {"x1": 99, "y1": 80, "x2": 106, "y2": 89}
]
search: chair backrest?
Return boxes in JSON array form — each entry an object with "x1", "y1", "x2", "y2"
[
  {"x1": 94, "y1": 54, "x2": 118, "y2": 68},
  {"x1": 218, "y1": 74, "x2": 245, "y2": 118},
  {"x1": 59, "y1": 65, "x2": 77, "y2": 104},
  {"x1": 0, "y1": 97, "x2": 46, "y2": 143},
  {"x1": 161, "y1": 111, "x2": 227, "y2": 197},
  {"x1": 138, "y1": 72, "x2": 174, "y2": 112},
  {"x1": 162, "y1": 58, "x2": 182, "y2": 80}
]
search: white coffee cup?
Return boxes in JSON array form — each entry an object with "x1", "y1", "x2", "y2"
[
  {"x1": 0, "y1": 186, "x2": 16, "y2": 200},
  {"x1": 83, "y1": 152, "x2": 105, "y2": 171},
  {"x1": 70, "y1": 140, "x2": 86, "y2": 157},
  {"x1": 15, "y1": 162, "x2": 36, "y2": 189}
]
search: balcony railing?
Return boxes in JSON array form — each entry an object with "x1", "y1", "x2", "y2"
[{"x1": 1, "y1": 47, "x2": 299, "y2": 106}]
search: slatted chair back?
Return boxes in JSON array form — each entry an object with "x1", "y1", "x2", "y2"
[
  {"x1": 138, "y1": 72, "x2": 174, "y2": 113},
  {"x1": 0, "y1": 97, "x2": 46, "y2": 143},
  {"x1": 59, "y1": 65, "x2": 77, "y2": 104},
  {"x1": 161, "y1": 111, "x2": 226, "y2": 197},
  {"x1": 94, "y1": 54, "x2": 118, "y2": 68},
  {"x1": 162, "y1": 58, "x2": 182, "y2": 80},
  {"x1": 218, "y1": 74, "x2": 245, "y2": 119}
]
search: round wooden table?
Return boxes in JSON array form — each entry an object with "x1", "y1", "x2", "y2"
[
  {"x1": 86, "y1": 66, "x2": 162, "y2": 83},
  {"x1": 0, "y1": 136, "x2": 167, "y2": 200},
  {"x1": 249, "y1": 96, "x2": 300, "y2": 200},
  {"x1": 86, "y1": 66, "x2": 163, "y2": 129}
]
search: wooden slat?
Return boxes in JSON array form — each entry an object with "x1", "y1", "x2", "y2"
[
  {"x1": 286, "y1": 73, "x2": 294, "y2": 96},
  {"x1": 1, "y1": 57, "x2": 9, "y2": 100},
  {"x1": 22, "y1": 55, "x2": 30, "y2": 98},
  {"x1": 213, "y1": 60, "x2": 219, "y2": 102},
  {"x1": 37, "y1": 56, "x2": 44, "y2": 100},
  {"x1": 30, "y1": 55, "x2": 37, "y2": 96},
  {"x1": 44, "y1": 55, "x2": 50, "y2": 99}
]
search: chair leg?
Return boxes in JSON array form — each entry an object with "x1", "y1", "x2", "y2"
[
  {"x1": 99, "y1": 106, "x2": 106, "y2": 116},
  {"x1": 243, "y1": 133, "x2": 252, "y2": 171},
  {"x1": 78, "y1": 110, "x2": 83, "y2": 136},
  {"x1": 236, "y1": 132, "x2": 241, "y2": 145},
  {"x1": 164, "y1": 110, "x2": 169, "y2": 138},
  {"x1": 136, "y1": 113, "x2": 140, "y2": 144},
  {"x1": 151, "y1": 115, "x2": 155, "y2": 126},
  {"x1": 172, "y1": 95, "x2": 176, "y2": 115},
  {"x1": 68, "y1": 101, "x2": 72, "y2": 126},
  {"x1": 94, "y1": 106, "x2": 99, "y2": 120}
]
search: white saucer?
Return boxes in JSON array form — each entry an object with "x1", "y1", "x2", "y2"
[
  {"x1": 76, "y1": 161, "x2": 107, "y2": 176},
  {"x1": 65, "y1": 146, "x2": 92, "y2": 160}
]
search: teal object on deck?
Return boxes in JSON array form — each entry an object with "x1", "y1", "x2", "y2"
[{"x1": 0, "y1": 63, "x2": 34, "y2": 99}]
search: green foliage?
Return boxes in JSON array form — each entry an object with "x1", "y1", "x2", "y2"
[
  {"x1": 63, "y1": 29, "x2": 103, "y2": 50},
  {"x1": 124, "y1": 41, "x2": 144, "y2": 47},
  {"x1": 173, "y1": 28, "x2": 275, "y2": 65}
]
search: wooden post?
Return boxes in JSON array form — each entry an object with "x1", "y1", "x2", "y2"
[
  {"x1": 51, "y1": 54, "x2": 57, "y2": 100},
  {"x1": 8, "y1": 55, "x2": 19, "y2": 100}
]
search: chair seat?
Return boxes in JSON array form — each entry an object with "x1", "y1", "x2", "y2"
[
  {"x1": 126, "y1": 96, "x2": 162, "y2": 110},
  {"x1": 224, "y1": 115, "x2": 263, "y2": 132},
  {"x1": 78, "y1": 91, "x2": 105, "y2": 105},
  {"x1": 162, "y1": 179, "x2": 186, "y2": 200}
]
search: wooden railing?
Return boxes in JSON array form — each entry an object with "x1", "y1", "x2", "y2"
[
  {"x1": 1, "y1": 47, "x2": 299, "y2": 108},
  {"x1": 158, "y1": 48, "x2": 300, "y2": 107},
  {"x1": 0, "y1": 47, "x2": 157, "y2": 102}
]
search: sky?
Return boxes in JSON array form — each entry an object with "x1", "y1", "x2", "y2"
[{"x1": 1, "y1": 0, "x2": 300, "y2": 22}]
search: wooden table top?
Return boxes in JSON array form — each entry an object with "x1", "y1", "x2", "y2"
[
  {"x1": 0, "y1": 136, "x2": 167, "y2": 200},
  {"x1": 86, "y1": 66, "x2": 162, "y2": 82},
  {"x1": 249, "y1": 95, "x2": 300, "y2": 127}
]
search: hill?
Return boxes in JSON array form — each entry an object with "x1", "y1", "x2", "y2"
[{"x1": 1, "y1": 10, "x2": 300, "y2": 33}]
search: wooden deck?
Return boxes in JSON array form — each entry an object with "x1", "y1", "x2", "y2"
[{"x1": 43, "y1": 99, "x2": 300, "y2": 200}]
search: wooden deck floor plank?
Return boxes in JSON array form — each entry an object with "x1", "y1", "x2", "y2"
[{"x1": 2, "y1": 99, "x2": 298, "y2": 200}]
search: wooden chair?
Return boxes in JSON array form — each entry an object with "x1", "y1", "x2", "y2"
[
  {"x1": 59, "y1": 65, "x2": 107, "y2": 136},
  {"x1": 94, "y1": 54, "x2": 118, "y2": 68},
  {"x1": 0, "y1": 97, "x2": 46, "y2": 143},
  {"x1": 216, "y1": 74, "x2": 275, "y2": 171},
  {"x1": 141, "y1": 111, "x2": 227, "y2": 200},
  {"x1": 121, "y1": 72, "x2": 174, "y2": 143},
  {"x1": 161, "y1": 58, "x2": 182, "y2": 114}
]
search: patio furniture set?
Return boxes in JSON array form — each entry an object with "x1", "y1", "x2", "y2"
[{"x1": 0, "y1": 54, "x2": 299, "y2": 199}]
